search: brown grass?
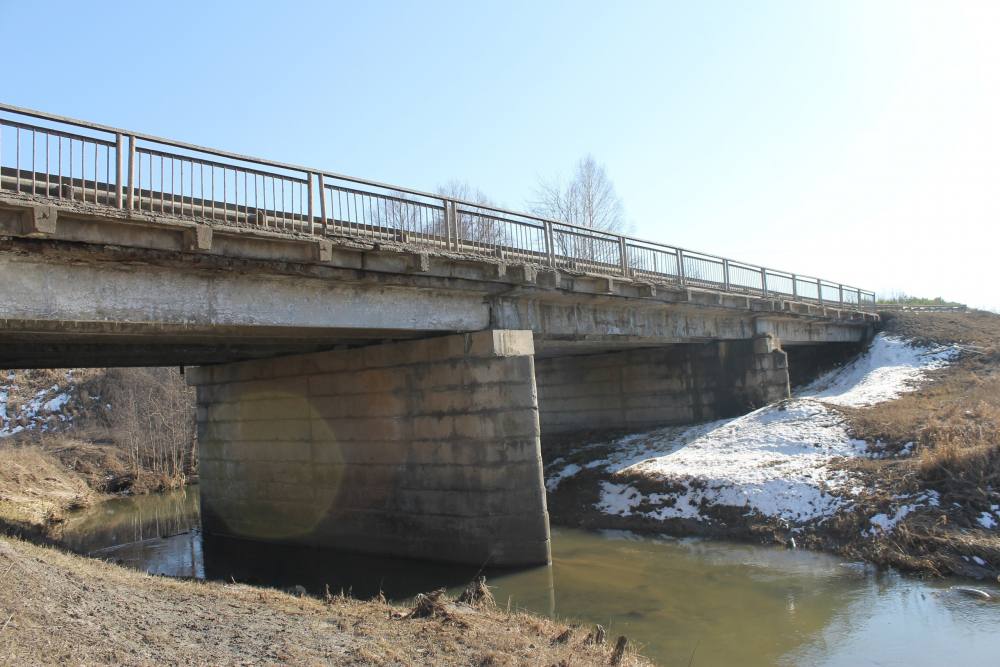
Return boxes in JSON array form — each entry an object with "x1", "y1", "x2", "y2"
[
  {"x1": 0, "y1": 446, "x2": 94, "y2": 536},
  {"x1": 835, "y1": 310, "x2": 1000, "y2": 578},
  {"x1": 0, "y1": 536, "x2": 651, "y2": 666}
]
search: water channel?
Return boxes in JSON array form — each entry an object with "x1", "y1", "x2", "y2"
[{"x1": 61, "y1": 487, "x2": 1000, "y2": 666}]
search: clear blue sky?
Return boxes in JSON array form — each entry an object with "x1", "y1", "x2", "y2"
[{"x1": 4, "y1": 1, "x2": 998, "y2": 309}]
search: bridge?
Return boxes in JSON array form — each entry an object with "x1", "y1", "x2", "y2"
[{"x1": 0, "y1": 103, "x2": 876, "y2": 566}]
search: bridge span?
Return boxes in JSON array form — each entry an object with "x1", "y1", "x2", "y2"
[{"x1": 0, "y1": 104, "x2": 875, "y2": 565}]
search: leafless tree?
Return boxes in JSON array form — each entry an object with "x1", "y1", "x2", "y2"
[
  {"x1": 99, "y1": 368, "x2": 196, "y2": 481},
  {"x1": 532, "y1": 155, "x2": 627, "y2": 264},
  {"x1": 532, "y1": 155, "x2": 626, "y2": 232}
]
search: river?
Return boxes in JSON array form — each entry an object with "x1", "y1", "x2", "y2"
[{"x1": 61, "y1": 488, "x2": 1000, "y2": 666}]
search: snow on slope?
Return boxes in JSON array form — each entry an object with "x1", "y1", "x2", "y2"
[
  {"x1": 0, "y1": 371, "x2": 83, "y2": 437},
  {"x1": 547, "y1": 333, "x2": 960, "y2": 526},
  {"x1": 797, "y1": 335, "x2": 959, "y2": 407}
]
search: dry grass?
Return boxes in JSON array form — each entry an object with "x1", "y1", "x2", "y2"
[
  {"x1": 834, "y1": 310, "x2": 1000, "y2": 578},
  {"x1": 0, "y1": 432, "x2": 192, "y2": 541},
  {"x1": 0, "y1": 446, "x2": 94, "y2": 536},
  {"x1": 0, "y1": 536, "x2": 650, "y2": 667}
]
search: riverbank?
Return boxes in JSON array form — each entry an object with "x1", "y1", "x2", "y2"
[
  {"x1": 0, "y1": 366, "x2": 195, "y2": 540},
  {"x1": 0, "y1": 436, "x2": 188, "y2": 543},
  {"x1": 0, "y1": 536, "x2": 646, "y2": 666},
  {"x1": 545, "y1": 310, "x2": 1000, "y2": 580}
]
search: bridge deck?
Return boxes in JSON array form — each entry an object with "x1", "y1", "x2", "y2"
[{"x1": 0, "y1": 102, "x2": 875, "y2": 311}]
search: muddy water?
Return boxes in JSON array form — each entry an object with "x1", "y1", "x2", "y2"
[{"x1": 63, "y1": 488, "x2": 1000, "y2": 666}]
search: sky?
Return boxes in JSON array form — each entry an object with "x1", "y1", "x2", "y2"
[{"x1": 3, "y1": 1, "x2": 998, "y2": 310}]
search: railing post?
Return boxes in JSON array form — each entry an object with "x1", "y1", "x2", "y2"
[
  {"x1": 677, "y1": 249, "x2": 686, "y2": 286},
  {"x1": 317, "y1": 173, "x2": 327, "y2": 233},
  {"x1": 792, "y1": 273, "x2": 798, "y2": 299},
  {"x1": 443, "y1": 200, "x2": 458, "y2": 251},
  {"x1": 307, "y1": 173, "x2": 315, "y2": 234},
  {"x1": 818, "y1": 281, "x2": 824, "y2": 307},
  {"x1": 544, "y1": 220, "x2": 555, "y2": 267},
  {"x1": 114, "y1": 133, "x2": 123, "y2": 209},
  {"x1": 857, "y1": 288, "x2": 862, "y2": 308},
  {"x1": 618, "y1": 236, "x2": 629, "y2": 277},
  {"x1": 723, "y1": 258, "x2": 731, "y2": 292},
  {"x1": 838, "y1": 284, "x2": 844, "y2": 306},
  {"x1": 761, "y1": 267, "x2": 768, "y2": 298},
  {"x1": 126, "y1": 135, "x2": 136, "y2": 211}
]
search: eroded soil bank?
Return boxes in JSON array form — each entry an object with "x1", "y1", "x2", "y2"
[
  {"x1": 0, "y1": 536, "x2": 646, "y2": 666},
  {"x1": 545, "y1": 311, "x2": 1000, "y2": 580}
]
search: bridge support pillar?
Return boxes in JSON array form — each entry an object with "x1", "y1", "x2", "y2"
[
  {"x1": 536, "y1": 335, "x2": 790, "y2": 435},
  {"x1": 188, "y1": 329, "x2": 550, "y2": 566}
]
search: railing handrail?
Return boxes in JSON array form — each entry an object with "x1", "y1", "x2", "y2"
[{"x1": 0, "y1": 101, "x2": 876, "y2": 307}]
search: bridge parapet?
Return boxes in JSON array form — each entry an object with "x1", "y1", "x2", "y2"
[{"x1": 0, "y1": 102, "x2": 876, "y2": 311}]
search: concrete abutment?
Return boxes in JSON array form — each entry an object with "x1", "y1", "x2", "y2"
[
  {"x1": 188, "y1": 329, "x2": 551, "y2": 567},
  {"x1": 535, "y1": 335, "x2": 791, "y2": 435}
]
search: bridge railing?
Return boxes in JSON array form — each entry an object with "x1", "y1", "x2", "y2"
[{"x1": 0, "y1": 103, "x2": 876, "y2": 310}]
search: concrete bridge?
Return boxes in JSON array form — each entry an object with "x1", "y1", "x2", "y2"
[{"x1": 0, "y1": 103, "x2": 876, "y2": 566}]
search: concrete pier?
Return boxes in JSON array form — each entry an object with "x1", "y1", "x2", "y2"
[{"x1": 188, "y1": 330, "x2": 550, "y2": 567}]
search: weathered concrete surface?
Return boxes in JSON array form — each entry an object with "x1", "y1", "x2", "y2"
[
  {"x1": 0, "y1": 197, "x2": 873, "y2": 367},
  {"x1": 188, "y1": 329, "x2": 551, "y2": 566},
  {"x1": 536, "y1": 335, "x2": 790, "y2": 434}
]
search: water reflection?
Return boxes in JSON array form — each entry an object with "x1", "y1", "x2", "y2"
[{"x1": 61, "y1": 489, "x2": 1000, "y2": 667}]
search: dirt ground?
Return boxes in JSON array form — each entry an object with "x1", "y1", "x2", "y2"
[{"x1": 0, "y1": 536, "x2": 647, "y2": 667}]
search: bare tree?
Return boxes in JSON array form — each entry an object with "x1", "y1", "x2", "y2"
[
  {"x1": 532, "y1": 155, "x2": 626, "y2": 233},
  {"x1": 99, "y1": 368, "x2": 196, "y2": 483},
  {"x1": 532, "y1": 155, "x2": 627, "y2": 265}
]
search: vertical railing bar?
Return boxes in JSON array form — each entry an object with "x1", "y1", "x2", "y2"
[
  {"x1": 278, "y1": 177, "x2": 284, "y2": 228},
  {"x1": 30, "y1": 129, "x2": 35, "y2": 196},
  {"x1": 243, "y1": 170, "x2": 249, "y2": 226},
  {"x1": 253, "y1": 171, "x2": 258, "y2": 225},
  {"x1": 57, "y1": 136, "x2": 63, "y2": 199},
  {"x1": 306, "y1": 173, "x2": 315, "y2": 234},
  {"x1": 199, "y1": 163, "x2": 204, "y2": 218},
  {"x1": 126, "y1": 136, "x2": 135, "y2": 210},
  {"x1": 317, "y1": 174, "x2": 327, "y2": 233},
  {"x1": 223, "y1": 167, "x2": 228, "y2": 223},
  {"x1": 211, "y1": 165, "x2": 217, "y2": 221},
  {"x1": 44, "y1": 132, "x2": 50, "y2": 196}
]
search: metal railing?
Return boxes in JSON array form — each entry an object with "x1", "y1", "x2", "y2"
[{"x1": 0, "y1": 102, "x2": 876, "y2": 310}]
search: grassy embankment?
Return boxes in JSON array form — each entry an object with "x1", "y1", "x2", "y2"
[
  {"x1": 831, "y1": 310, "x2": 1000, "y2": 577},
  {"x1": 0, "y1": 536, "x2": 648, "y2": 666},
  {"x1": 0, "y1": 367, "x2": 194, "y2": 539}
]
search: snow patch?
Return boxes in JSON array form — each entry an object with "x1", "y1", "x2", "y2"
[
  {"x1": 0, "y1": 371, "x2": 80, "y2": 437},
  {"x1": 866, "y1": 493, "x2": 939, "y2": 536},
  {"x1": 798, "y1": 334, "x2": 959, "y2": 407},
  {"x1": 546, "y1": 463, "x2": 582, "y2": 491}
]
